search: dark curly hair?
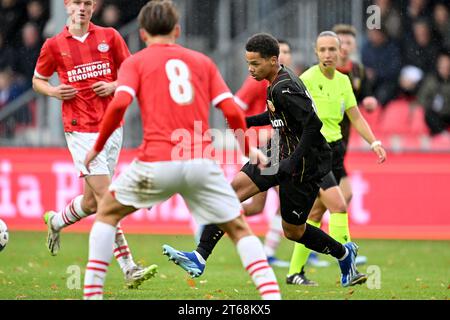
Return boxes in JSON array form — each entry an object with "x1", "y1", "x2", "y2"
[{"x1": 245, "y1": 33, "x2": 279, "y2": 59}]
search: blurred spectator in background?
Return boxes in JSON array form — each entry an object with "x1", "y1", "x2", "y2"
[
  {"x1": 116, "y1": 0, "x2": 148, "y2": 25},
  {"x1": 418, "y1": 50, "x2": 450, "y2": 136},
  {"x1": 13, "y1": 22, "x2": 43, "y2": 88},
  {"x1": 403, "y1": 19, "x2": 439, "y2": 74},
  {"x1": 399, "y1": 65, "x2": 424, "y2": 99},
  {"x1": 0, "y1": 70, "x2": 18, "y2": 108},
  {"x1": 92, "y1": 0, "x2": 140, "y2": 29},
  {"x1": 0, "y1": 0, "x2": 27, "y2": 48},
  {"x1": 432, "y1": 2, "x2": 450, "y2": 49},
  {"x1": 400, "y1": 19, "x2": 439, "y2": 98},
  {"x1": 374, "y1": 0, "x2": 403, "y2": 40},
  {"x1": 333, "y1": 24, "x2": 376, "y2": 109},
  {"x1": 0, "y1": 0, "x2": 446, "y2": 141},
  {"x1": 91, "y1": 0, "x2": 105, "y2": 26},
  {"x1": 100, "y1": 3, "x2": 121, "y2": 29},
  {"x1": 0, "y1": 69, "x2": 28, "y2": 137},
  {"x1": 402, "y1": 0, "x2": 432, "y2": 40},
  {"x1": 362, "y1": 28, "x2": 402, "y2": 106},
  {"x1": 0, "y1": 32, "x2": 15, "y2": 71},
  {"x1": 26, "y1": 0, "x2": 49, "y2": 35}
]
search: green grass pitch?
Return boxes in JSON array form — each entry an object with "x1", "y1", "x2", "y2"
[{"x1": 0, "y1": 231, "x2": 448, "y2": 300}]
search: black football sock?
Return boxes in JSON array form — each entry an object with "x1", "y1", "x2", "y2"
[
  {"x1": 195, "y1": 224, "x2": 224, "y2": 261},
  {"x1": 297, "y1": 224, "x2": 346, "y2": 259}
]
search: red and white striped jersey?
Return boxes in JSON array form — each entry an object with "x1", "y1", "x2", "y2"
[{"x1": 34, "y1": 22, "x2": 130, "y2": 132}]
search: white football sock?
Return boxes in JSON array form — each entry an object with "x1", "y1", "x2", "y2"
[
  {"x1": 52, "y1": 195, "x2": 89, "y2": 231},
  {"x1": 263, "y1": 214, "x2": 283, "y2": 257},
  {"x1": 237, "y1": 235, "x2": 281, "y2": 300},
  {"x1": 83, "y1": 221, "x2": 116, "y2": 300},
  {"x1": 113, "y1": 224, "x2": 137, "y2": 274}
]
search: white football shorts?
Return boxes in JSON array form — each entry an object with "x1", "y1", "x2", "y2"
[
  {"x1": 65, "y1": 127, "x2": 123, "y2": 177},
  {"x1": 109, "y1": 159, "x2": 241, "y2": 225}
]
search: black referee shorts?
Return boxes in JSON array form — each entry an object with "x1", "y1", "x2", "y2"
[
  {"x1": 241, "y1": 162, "x2": 320, "y2": 225},
  {"x1": 342, "y1": 140, "x2": 349, "y2": 178},
  {"x1": 319, "y1": 139, "x2": 346, "y2": 190}
]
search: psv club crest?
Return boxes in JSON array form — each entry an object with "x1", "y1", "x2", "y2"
[
  {"x1": 98, "y1": 43, "x2": 110, "y2": 53},
  {"x1": 267, "y1": 100, "x2": 275, "y2": 112}
]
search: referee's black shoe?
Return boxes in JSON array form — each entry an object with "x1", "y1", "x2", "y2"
[{"x1": 286, "y1": 272, "x2": 318, "y2": 286}]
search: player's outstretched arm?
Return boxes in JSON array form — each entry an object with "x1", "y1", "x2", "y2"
[
  {"x1": 84, "y1": 91, "x2": 132, "y2": 170},
  {"x1": 346, "y1": 106, "x2": 386, "y2": 163},
  {"x1": 217, "y1": 98, "x2": 267, "y2": 168},
  {"x1": 246, "y1": 111, "x2": 271, "y2": 127},
  {"x1": 32, "y1": 76, "x2": 78, "y2": 100},
  {"x1": 217, "y1": 97, "x2": 249, "y2": 153}
]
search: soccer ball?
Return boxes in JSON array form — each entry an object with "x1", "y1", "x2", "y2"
[{"x1": 0, "y1": 219, "x2": 9, "y2": 252}]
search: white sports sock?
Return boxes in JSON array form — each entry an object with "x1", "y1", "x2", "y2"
[
  {"x1": 263, "y1": 214, "x2": 283, "y2": 257},
  {"x1": 83, "y1": 221, "x2": 116, "y2": 300},
  {"x1": 52, "y1": 195, "x2": 89, "y2": 231},
  {"x1": 237, "y1": 235, "x2": 281, "y2": 300},
  {"x1": 113, "y1": 224, "x2": 137, "y2": 274}
]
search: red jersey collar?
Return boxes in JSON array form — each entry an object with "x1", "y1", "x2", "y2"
[
  {"x1": 148, "y1": 42, "x2": 179, "y2": 48},
  {"x1": 62, "y1": 22, "x2": 97, "y2": 38}
]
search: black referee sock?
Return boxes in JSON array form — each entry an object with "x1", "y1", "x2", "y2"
[
  {"x1": 195, "y1": 224, "x2": 224, "y2": 261},
  {"x1": 297, "y1": 223, "x2": 346, "y2": 259}
]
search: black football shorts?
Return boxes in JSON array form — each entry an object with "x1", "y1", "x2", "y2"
[{"x1": 241, "y1": 162, "x2": 320, "y2": 225}]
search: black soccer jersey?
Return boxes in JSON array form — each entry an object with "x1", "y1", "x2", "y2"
[{"x1": 246, "y1": 66, "x2": 331, "y2": 181}]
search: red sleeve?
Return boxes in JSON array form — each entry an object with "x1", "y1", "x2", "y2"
[
  {"x1": 235, "y1": 77, "x2": 268, "y2": 111},
  {"x1": 235, "y1": 76, "x2": 258, "y2": 110},
  {"x1": 34, "y1": 39, "x2": 56, "y2": 79},
  {"x1": 112, "y1": 29, "x2": 131, "y2": 69},
  {"x1": 217, "y1": 98, "x2": 253, "y2": 156},
  {"x1": 208, "y1": 58, "x2": 233, "y2": 107},
  {"x1": 94, "y1": 91, "x2": 133, "y2": 152},
  {"x1": 116, "y1": 56, "x2": 140, "y2": 97}
]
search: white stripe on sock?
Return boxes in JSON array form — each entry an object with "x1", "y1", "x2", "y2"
[
  {"x1": 263, "y1": 214, "x2": 283, "y2": 257},
  {"x1": 52, "y1": 195, "x2": 89, "y2": 230},
  {"x1": 113, "y1": 223, "x2": 136, "y2": 274},
  {"x1": 237, "y1": 235, "x2": 281, "y2": 300},
  {"x1": 83, "y1": 221, "x2": 116, "y2": 300}
]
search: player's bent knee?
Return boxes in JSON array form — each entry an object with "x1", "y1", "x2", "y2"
[
  {"x1": 283, "y1": 229, "x2": 302, "y2": 241},
  {"x1": 96, "y1": 208, "x2": 126, "y2": 226},
  {"x1": 81, "y1": 198, "x2": 97, "y2": 214},
  {"x1": 345, "y1": 192, "x2": 353, "y2": 204},
  {"x1": 243, "y1": 203, "x2": 265, "y2": 217},
  {"x1": 333, "y1": 203, "x2": 347, "y2": 213},
  {"x1": 283, "y1": 224, "x2": 306, "y2": 241},
  {"x1": 220, "y1": 217, "x2": 253, "y2": 243},
  {"x1": 308, "y1": 209, "x2": 324, "y2": 222},
  {"x1": 231, "y1": 172, "x2": 260, "y2": 202},
  {"x1": 326, "y1": 198, "x2": 347, "y2": 213}
]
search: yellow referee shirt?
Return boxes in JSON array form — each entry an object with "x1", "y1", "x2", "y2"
[{"x1": 300, "y1": 65, "x2": 357, "y2": 143}]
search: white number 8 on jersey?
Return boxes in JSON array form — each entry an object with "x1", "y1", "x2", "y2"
[{"x1": 165, "y1": 59, "x2": 194, "y2": 105}]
